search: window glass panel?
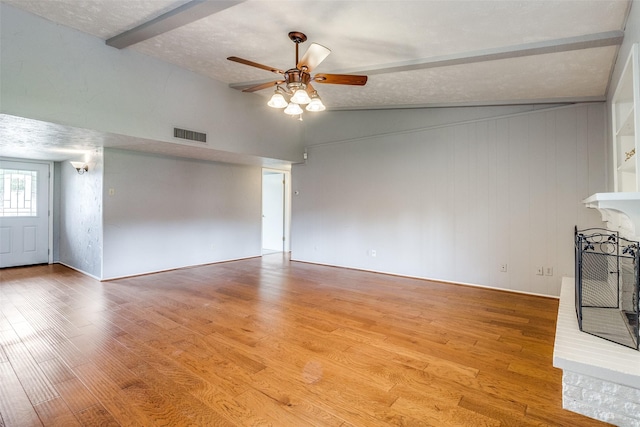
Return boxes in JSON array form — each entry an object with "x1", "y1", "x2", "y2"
[{"x1": 0, "y1": 169, "x2": 38, "y2": 217}]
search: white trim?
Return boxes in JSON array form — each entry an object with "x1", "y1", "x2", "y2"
[
  {"x1": 262, "y1": 167, "x2": 292, "y2": 253},
  {"x1": 47, "y1": 161, "x2": 53, "y2": 264},
  {"x1": 57, "y1": 262, "x2": 102, "y2": 281},
  {"x1": 99, "y1": 255, "x2": 261, "y2": 281}
]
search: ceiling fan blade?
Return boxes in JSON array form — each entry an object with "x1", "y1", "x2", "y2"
[
  {"x1": 297, "y1": 43, "x2": 331, "y2": 72},
  {"x1": 241, "y1": 80, "x2": 285, "y2": 93},
  {"x1": 313, "y1": 73, "x2": 368, "y2": 86},
  {"x1": 227, "y1": 56, "x2": 284, "y2": 74}
]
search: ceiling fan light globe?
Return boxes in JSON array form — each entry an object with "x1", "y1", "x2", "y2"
[
  {"x1": 284, "y1": 102, "x2": 304, "y2": 115},
  {"x1": 306, "y1": 97, "x2": 326, "y2": 112},
  {"x1": 290, "y1": 89, "x2": 311, "y2": 104},
  {"x1": 267, "y1": 93, "x2": 288, "y2": 108}
]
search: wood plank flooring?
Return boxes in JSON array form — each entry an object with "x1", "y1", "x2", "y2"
[{"x1": 0, "y1": 254, "x2": 610, "y2": 426}]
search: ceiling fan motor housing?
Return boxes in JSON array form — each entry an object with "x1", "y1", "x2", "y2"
[
  {"x1": 228, "y1": 30, "x2": 367, "y2": 100},
  {"x1": 284, "y1": 68, "x2": 311, "y2": 90}
]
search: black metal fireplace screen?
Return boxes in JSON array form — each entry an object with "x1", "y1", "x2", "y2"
[{"x1": 575, "y1": 227, "x2": 639, "y2": 350}]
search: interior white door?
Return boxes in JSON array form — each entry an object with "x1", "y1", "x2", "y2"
[
  {"x1": 262, "y1": 171, "x2": 285, "y2": 253},
  {"x1": 0, "y1": 160, "x2": 50, "y2": 268}
]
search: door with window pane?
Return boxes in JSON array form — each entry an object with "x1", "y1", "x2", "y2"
[{"x1": 0, "y1": 160, "x2": 50, "y2": 268}]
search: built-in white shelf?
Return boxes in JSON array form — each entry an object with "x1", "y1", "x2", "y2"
[
  {"x1": 613, "y1": 44, "x2": 640, "y2": 192},
  {"x1": 617, "y1": 108, "x2": 636, "y2": 137},
  {"x1": 618, "y1": 155, "x2": 636, "y2": 172}
]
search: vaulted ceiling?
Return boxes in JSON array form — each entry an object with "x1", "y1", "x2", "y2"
[
  {"x1": 0, "y1": 0, "x2": 634, "y2": 165},
  {"x1": 3, "y1": 0, "x2": 632, "y2": 110}
]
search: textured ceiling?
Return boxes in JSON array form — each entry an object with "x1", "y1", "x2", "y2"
[
  {"x1": 0, "y1": 0, "x2": 633, "y2": 165},
  {"x1": 3, "y1": 0, "x2": 632, "y2": 109},
  {"x1": 0, "y1": 114, "x2": 292, "y2": 168}
]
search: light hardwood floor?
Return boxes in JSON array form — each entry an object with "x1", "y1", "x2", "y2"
[{"x1": 0, "y1": 254, "x2": 610, "y2": 426}]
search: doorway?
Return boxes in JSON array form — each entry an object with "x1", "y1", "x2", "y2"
[
  {"x1": 262, "y1": 169, "x2": 290, "y2": 254},
  {"x1": 0, "y1": 159, "x2": 51, "y2": 268}
]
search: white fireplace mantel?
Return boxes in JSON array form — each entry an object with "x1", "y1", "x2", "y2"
[{"x1": 583, "y1": 192, "x2": 640, "y2": 240}]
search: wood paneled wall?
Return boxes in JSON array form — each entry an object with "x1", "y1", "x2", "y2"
[{"x1": 293, "y1": 104, "x2": 607, "y2": 296}]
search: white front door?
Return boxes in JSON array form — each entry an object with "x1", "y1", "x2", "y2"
[{"x1": 0, "y1": 160, "x2": 50, "y2": 268}]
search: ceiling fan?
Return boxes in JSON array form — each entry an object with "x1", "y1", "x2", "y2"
[{"x1": 227, "y1": 31, "x2": 367, "y2": 117}]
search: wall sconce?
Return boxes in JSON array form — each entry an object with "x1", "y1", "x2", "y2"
[{"x1": 70, "y1": 161, "x2": 89, "y2": 174}]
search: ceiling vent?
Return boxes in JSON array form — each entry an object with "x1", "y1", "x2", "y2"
[{"x1": 173, "y1": 127, "x2": 207, "y2": 143}]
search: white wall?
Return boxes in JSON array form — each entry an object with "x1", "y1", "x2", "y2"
[
  {"x1": 59, "y1": 149, "x2": 104, "y2": 278},
  {"x1": 302, "y1": 104, "x2": 564, "y2": 146},
  {"x1": 0, "y1": 3, "x2": 303, "y2": 163},
  {"x1": 0, "y1": 3, "x2": 297, "y2": 280},
  {"x1": 292, "y1": 104, "x2": 607, "y2": 297},
  {"x1": 102, "y1": 149, "x2": 262, "y2": 279}
]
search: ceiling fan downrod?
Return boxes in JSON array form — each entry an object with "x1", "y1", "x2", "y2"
[{"x1": 288, "y1": 31, "x2": 307, "y2": 68}]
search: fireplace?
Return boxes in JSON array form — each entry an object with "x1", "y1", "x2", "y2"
[
  {"x1": 574, "y1": 227, "x2": 639, "y2": 350},
  {"x1": 553, "y1": 195, "x2": 640, "y2": 425}
]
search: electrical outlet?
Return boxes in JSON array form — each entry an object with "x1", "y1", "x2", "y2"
[
  {"x1": 370, "y1": 249, "x2": 377, "y2": 257},
  {"x1": 500, "y1": 264, "x2": 507, "y2": 272},
  {"x1": 545, "y1": 267, "x2": 553, "y2": 276},
  {"x1": 536, "y1": 266, "x2": 544, "y2": 276}
]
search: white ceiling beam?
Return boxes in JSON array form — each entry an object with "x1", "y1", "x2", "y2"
[
  {"x1": 106, "y1": 0, "x2": 244, "y2": 49},
  {"x1": 342, "y1": 31, "x2": 625, "y2": 76},
  {"x1": 328, "y1": 96, "x2": 606, "y2": 111},
  {"x1": 229, "y1": 31, "x2": 623, "y2": 92}
]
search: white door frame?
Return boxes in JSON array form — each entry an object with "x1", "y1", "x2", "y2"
[
  {"x1": 262, "y1": 168, "x2": 291, "y2": 253},
  {"x1": 0, "y1": 157, "x2": 54, "y2": 265}
]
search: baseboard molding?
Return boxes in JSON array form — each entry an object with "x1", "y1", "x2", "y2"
[
  {"x1": 289, "y1": 258, "x2": 558, "y2": 299},
  {"x1": 100, "y1": 255, "x2": 262, "y2": 282},
  {"x1": 57, "y1": 262, "x2": 101, "y2": 281}
]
